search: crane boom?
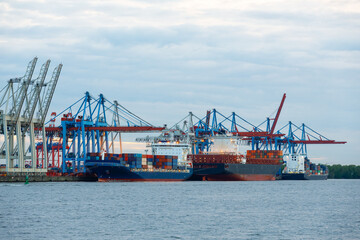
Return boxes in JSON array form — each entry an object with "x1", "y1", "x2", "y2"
[
  {"x1": 22, "y1": 60, "x2": 50, "y2": 123},
  {"x1": 270, "y1": 93, "x2": 286, "y2": 134},
  {"x1": 38, "y1": 64, "x2": 62, "y2": 125},
  {"x1": 9, "y1": 57, "x2": 37, "y2": 123}
]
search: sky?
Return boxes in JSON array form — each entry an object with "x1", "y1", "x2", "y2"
[{"x1": 0, "y1": 0, "x2": 359, "y2": 165}]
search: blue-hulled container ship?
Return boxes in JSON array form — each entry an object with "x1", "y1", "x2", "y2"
[
  {"x1": 85, "y1": 152, "x2": 192, "y2": 182},
  {"x1": 281, "y1": 154, "x2": 328, "y2": 180}
]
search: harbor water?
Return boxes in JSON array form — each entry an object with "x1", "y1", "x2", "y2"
[{"x1": 1, "y1": 180, "x2": 359, "y2": 239}]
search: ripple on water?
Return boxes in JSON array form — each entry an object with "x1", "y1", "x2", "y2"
[{"x1": 1, "y1": 180, "x2": 360, "y2": 240}]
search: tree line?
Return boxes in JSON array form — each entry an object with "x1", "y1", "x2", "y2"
[{"x1": 327, "y1": 165, "x2": 360, "y2": 179}]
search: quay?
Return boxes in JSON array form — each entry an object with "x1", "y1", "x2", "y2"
[{"x1": 0, "y1": 172, "x2": 97, "y2": 182}]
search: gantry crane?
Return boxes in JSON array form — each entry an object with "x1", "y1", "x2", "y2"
[
  {"x1": 40, "y1": 92, "x2": 165, "y2": 173},
  {"x1": 0, "y1": 58, "x2": 62, "y2": 173},
  {"x1": 0, "y1": 58, "x2": 37, "y2": 172},
  {"x1": 141, "y1": 92, "x2": 345, "y2": 168}
]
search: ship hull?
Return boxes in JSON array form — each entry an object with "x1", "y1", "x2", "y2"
[
  {"x1": 85, "y1": 160, "x2": 192, "y2": 182},
  {"x1": 281, "y1": 173, "x2": 328, "y2": 180},
  {"x1": 190, "y1": 163, "x2": 281, "y2": 181}
]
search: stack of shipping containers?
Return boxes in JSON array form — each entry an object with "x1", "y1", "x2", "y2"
[
  {"x1": 88, "y1": 153, "x2": 180, "y2": 170},
  {"x1": 304, "y1": 158, "x2": 328, "y2": 175},
  {"x1": 246, "y1": 150, "x2": 283, "y2": 165}
]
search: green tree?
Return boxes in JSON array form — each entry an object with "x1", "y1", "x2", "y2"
[{"x1": 327, "y1": 165, "x2": 360, "y2": 179}]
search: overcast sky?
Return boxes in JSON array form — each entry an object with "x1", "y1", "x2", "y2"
[{"x1": 0, "y1": 0, "x2": 359, "y2": 164}]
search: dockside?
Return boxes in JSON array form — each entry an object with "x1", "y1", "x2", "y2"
[{"x1": 0, "y1": 173, "x2": 97, "y2": 182}]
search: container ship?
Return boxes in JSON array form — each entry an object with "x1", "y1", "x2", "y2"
[
  {"x1": 188, "y1": 150, "x2": 283, "y2": 181},
  {"x1": 85, "y1": 152, "x2": 192, "y2": 182},
  {"x1": 281, "y1": 154, "x2": 328, "y2": 180}
]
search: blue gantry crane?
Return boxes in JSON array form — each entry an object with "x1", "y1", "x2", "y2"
[{"x1": 39, "y1": 92, "x2": 164, "y2": 174}]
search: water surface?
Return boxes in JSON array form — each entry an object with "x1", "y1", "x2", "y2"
[{"x1": 1, "y1": 180, "x2": 359, "y2": 239}]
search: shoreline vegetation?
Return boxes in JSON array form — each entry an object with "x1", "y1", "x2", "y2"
[{"x1": 326, "y1": 165, "x2": 360, "y2": 179}]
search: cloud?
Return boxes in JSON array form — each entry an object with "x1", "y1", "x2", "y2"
[{"x1": 0, "y1": 0, "x2": 359, "y2": 164}]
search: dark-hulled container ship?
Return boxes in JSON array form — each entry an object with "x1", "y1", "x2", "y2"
[
  {"x1": 85, "y1": 153, "x2": 192, "y2": 182},
  {"x1": 188, "y1": 150, "x2": 283, "y2": 181}
]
